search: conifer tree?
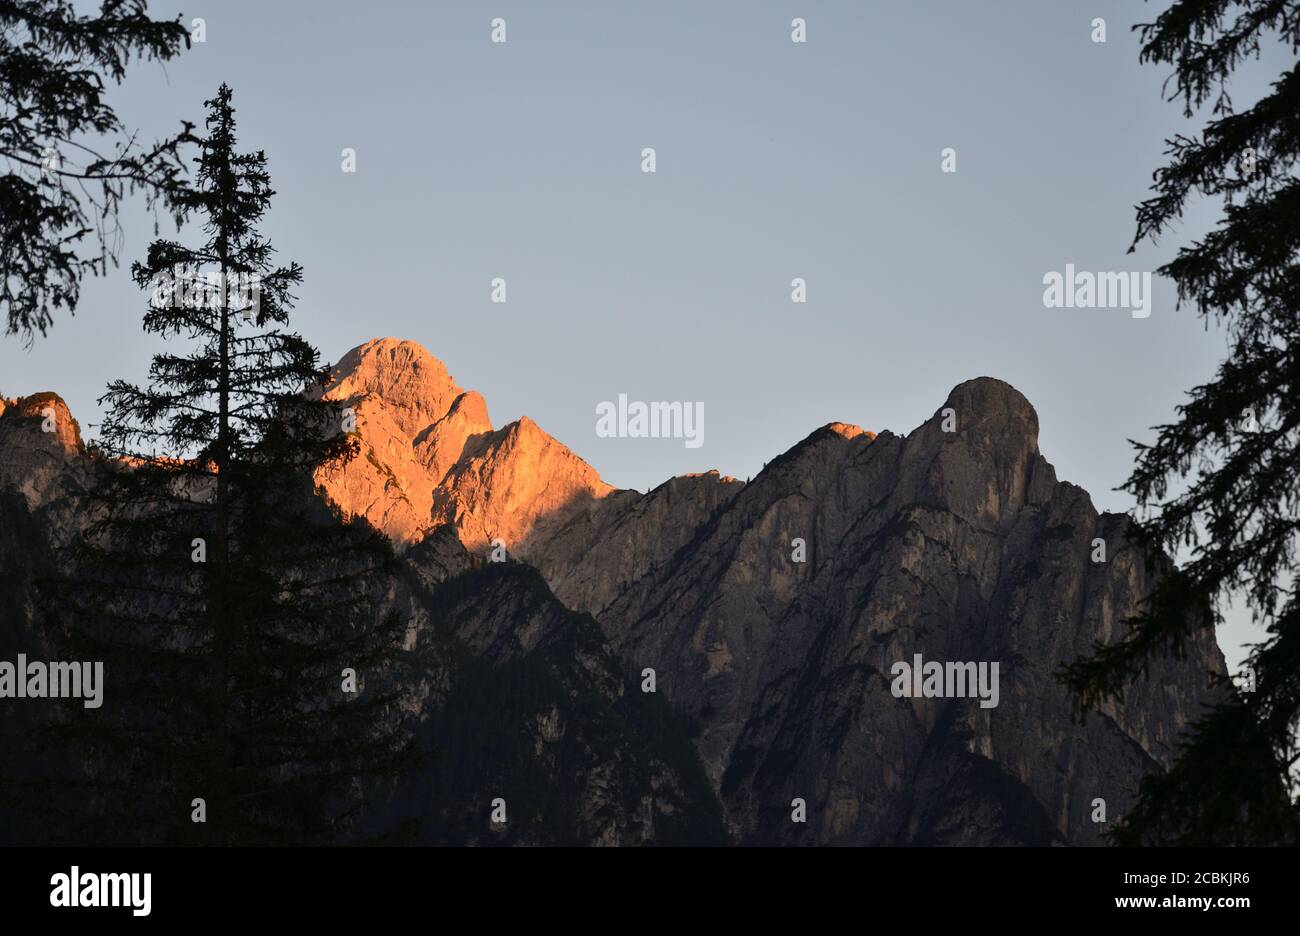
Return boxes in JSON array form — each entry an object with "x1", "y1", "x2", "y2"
[
  {"x1": 39, "y1": 84, "x2": 416, "y2": 845},
  {"x1": 1062, "y1": 0, "x2": 1300, "y2": 845},
  {"x1": 1, "y1": 0, "x2": 195, "y2": 342}
]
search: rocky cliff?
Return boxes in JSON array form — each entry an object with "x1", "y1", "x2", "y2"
[
  {"x1": 313, "y1": 338, "x2": 615, "y2": 551},
  {"x1": 0, "y1": 339, "x2": 1226, "y2": 845}
]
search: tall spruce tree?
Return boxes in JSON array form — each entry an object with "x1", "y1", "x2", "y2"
[
  {"x1": 1, "y1": 0, "x2": 195, "y2": 343},
  {"x1": 36, "y1": 84, "x2": 416, "y2": 845},
  {"x1": 1061, "y1": 1, "x2": 1300, "y2": 845}
]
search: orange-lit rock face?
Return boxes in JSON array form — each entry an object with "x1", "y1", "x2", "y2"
[
  {"x1": 313, "y1": 338, "x2": 491, "y2": 546},
  {"x1": 823, "y1": 421, "x2": 875, "y2": 442},
  {"x1": 429, "y1": 414, "x2": 616, "y2": 555},
  {"x1": 314, "y1": 338, "x2": 615, "y2": 553},
  {"x1": 0, "y1": 353, "x2": 1231, "y2": 846}
]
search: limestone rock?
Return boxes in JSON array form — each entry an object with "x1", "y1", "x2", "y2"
[
  {"x1": 0, "y1": 340, "x2": 1230, "y2": 846},
  {"x1": 313, "y1": 338, "x2": 494, "y2": 544},
  {"x1": 311, "y1": 343, "x2": 1227, "y2": 844},
  {"x1": 0, "y1": 391, "x2": 86, "y2": 512},
  {"x1": 429, "y1": 415, "x2": 617, "y2": 557}
]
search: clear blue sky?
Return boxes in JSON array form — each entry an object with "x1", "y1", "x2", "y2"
[{"x1": 5, "y1": 1, "x2": 1290, "y2": 669}]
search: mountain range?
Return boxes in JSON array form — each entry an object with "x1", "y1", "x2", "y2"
[{"x1": 0, "y1": 338, "x2": 1225, "y2": 844}]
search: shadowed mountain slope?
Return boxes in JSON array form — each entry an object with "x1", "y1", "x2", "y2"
[
  {"x1": 305, "y1": 341, "x2": 1224, "y2": 845},
  {"x1": 0, "y1": 343, "x2": 1226, "y2": 845}
]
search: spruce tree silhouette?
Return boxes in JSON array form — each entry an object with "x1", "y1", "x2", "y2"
[
  {"x1": 37, "y1": 84, "x2": 417, "y2": 845},
  {"x1": 1061, "y1": 1, "x2": 1300, "y2": 845},
  {"x1": 0, "y1": 0, "x2": 196, "y2": 343}
]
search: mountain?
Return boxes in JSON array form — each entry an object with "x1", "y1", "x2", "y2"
[
  {"x1": 0, "y1": 339, "x2": 1226, "y2": 845},
  {"x1": 313, "y1": 338, "x2": 616, "y2": 552},
  {"x1": 0, "y1": 379, "x2": 720, "y2": 847},
  {"x1": 536, "y1": 378, "x2": 1216, "y2": 844}
]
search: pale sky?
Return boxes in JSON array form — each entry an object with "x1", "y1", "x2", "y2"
[{"x1": 5, "y1": 1, "x2": 1291, "y2": 670}]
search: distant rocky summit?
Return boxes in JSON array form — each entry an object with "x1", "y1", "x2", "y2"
[{"x1": 0, "y1": 338, "x2": 1225, "y2": 844}]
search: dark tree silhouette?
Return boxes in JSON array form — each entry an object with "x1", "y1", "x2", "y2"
[
  {"x1": 0, "y1": 0, "x2": 194, "y2": 343},
  {"x1": 1062, "y1": 0, "x2": 1300, "y2": 845},
  {"x1": 36, "y1": 84, "x2": 416, "y2": 845}
]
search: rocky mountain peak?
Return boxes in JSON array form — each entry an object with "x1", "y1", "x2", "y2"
[
  {"x1": 932, "y1": 376, "x2": 1040, "y2": 449},
  {"x1": 0, "y1": 391, "x2": 82, "y2": 450},
  {"x1": 823, "y1": 421, "x2": 875, "y2": 441},
  {"x1": 0, "y1": 391, "x2": 85, "y2": 509},
  {"x1": 430, "y1": 414, "x2": 617, "y2": 555},
  {"x1": 314, "y1": 339, "x2": 615, "y2": 552},
  {"x1": 324, "y1": 337, "x2": 468, "y2": 438},
  {"x1": 893, "y1": 376, "x2": 1050, "y2": 531},
  {"x1": 0, "y1": 345, "x2": 1230, "y2": 846}
]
